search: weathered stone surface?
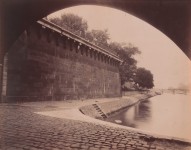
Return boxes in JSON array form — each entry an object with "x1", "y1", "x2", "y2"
[
  {"x1": 3, "y1": 22, "x2": 121, "y2": 102},
  {"x1": 0, "y1": 104, "x2": 190, "y2": 150}
]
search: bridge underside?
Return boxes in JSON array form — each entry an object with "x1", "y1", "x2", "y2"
[{"x1": 1, "y1": 0, "x2": 191, "y2": 59}]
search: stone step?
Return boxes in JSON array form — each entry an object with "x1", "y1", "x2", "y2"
[{"x1": 92, "y1": 104, "x2": 107, "y2": 119}]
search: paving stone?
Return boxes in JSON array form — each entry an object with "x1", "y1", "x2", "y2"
[
  {"x1": 156, "y1": 146, "x2": 165, "y2": 150},
  {"x1": 51, "y1": 148, "x2": 60, "y2": 150},
  {"x1": 0, "y1": 104, "x2": 190, "y2": 150},
  {"x1": 142, "y1": 144, "x2": 150, "y2": 148},
  {"x1": 136, "y1": 147, "x2": 148, "y2": 150},
  {"x1": 80, "y1": 145, "x2": 89, "y2": 149},
  {"x1": 100, "y1": 147, "x2": 110, "y2": 150},
  {"x1": 150, "y1": 145, "x2": 156, "y2": 149},
  {"x1": 136, "y1": 143, "x2": 143, "y2": 146},
  {"x1": 88, "y1": 148, "x2": 98, "y2": 150}
]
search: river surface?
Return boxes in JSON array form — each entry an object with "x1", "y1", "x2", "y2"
[{"x1": 106, "y1": 93, "x2": 191, "y2": 141}]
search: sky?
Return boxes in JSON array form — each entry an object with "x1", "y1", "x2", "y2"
[{"x1": 48, "y1": 5, "x2": 191, "y2": 89}]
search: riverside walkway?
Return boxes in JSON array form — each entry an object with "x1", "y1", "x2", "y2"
[{"x1": 0, "y1": 95, "x2": 191, "y2": 150}]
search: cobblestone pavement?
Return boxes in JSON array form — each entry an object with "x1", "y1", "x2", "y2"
[{"x1": 0, "y1": 104, "x2": 191, "y2": 150}]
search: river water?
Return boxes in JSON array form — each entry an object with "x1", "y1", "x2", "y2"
[{"x1": 106, "y1": 93, "x2": 191, "y2": 141}]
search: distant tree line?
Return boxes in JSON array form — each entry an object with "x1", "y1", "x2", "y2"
[{"x1": 49, "y1": 13, "x2": 154, "y2": 90}]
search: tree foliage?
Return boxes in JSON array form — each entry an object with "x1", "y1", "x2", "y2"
[
  {"x1": 50, "y1": 13, "x2": 88, "y2": 37},
  {"x1": 134, "y1": 67, "x2": 154, "y2": 89},
  {"x1": 49, "y1": 13, "x2": 154, "y2": 90},
  {"x1": 85, "y1": 29, "x2": 110, "y2": 48},
  {"x1": 50, "y1": 13, "x2": 110, "y2": 48},
  {"x1": 109, "y1": 42, "x2": 141, "y2": 85}
]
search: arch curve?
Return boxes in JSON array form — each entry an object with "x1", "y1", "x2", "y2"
[{"x1": 1, "y1": 0, "x2": 191, "y2": 59}]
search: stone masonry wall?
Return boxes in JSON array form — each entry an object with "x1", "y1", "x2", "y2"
[{"x1": 3, "y1": 21, "x2": 121, "y2": 102}]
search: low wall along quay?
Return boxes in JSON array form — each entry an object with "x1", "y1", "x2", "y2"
[
  {"x1": 80, "y1": 91, "x2": 159, "y2": 119},
  {"x1": 2, "y1": 19, "x2": 122, "y2": 102}
]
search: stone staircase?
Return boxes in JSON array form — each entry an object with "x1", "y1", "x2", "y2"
[{"x1": 92, "y1": 104, "x2": 107, "y2": 119}]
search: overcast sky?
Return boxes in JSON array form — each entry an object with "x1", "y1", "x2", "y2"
[{"x1": 48, "y1": 5, "x2": 191, "y2": 89}]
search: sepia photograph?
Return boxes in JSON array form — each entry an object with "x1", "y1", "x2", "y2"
[{"x1": 0, "y1": 0, "x2": 191, "y2": 150}]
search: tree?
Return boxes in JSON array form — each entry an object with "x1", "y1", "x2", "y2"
[
  {"x1": 50, "y1": 13, "x2": 88, "y2": 37},
  {"x1": 134, "y1": 67, "x2": 154, "y2": 89},
  {"x1": 85, "y1": 29, "x2": 110, "y2": 48},
  {"x1": 50, "y1": 13, "x2": 154, "y2": 90},
  {"x1": 109, "y1": 42, "x2": 141, "y2": 85}
]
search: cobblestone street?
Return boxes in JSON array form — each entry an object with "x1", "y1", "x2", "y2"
[{"x1": 0, "y1": 103, "x2": 191, "y2": 150}]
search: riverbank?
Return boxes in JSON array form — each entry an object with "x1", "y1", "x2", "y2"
[
  {"x1": 80, "y1": 91, "x2": 159, "y2": 119},
  {"x1": 1, "y1": 91, "x2": 191, "y2": 150}
]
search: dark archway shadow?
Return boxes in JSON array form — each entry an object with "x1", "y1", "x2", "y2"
[{"x1": 1, "y1": 0, "x2": 191, "y2": 59}]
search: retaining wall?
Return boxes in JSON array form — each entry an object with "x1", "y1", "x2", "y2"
[
  {"x1": 2, "y1": 20, "x2": 121, "y2": 102},
  {"x1": 80, "y1": 91, "x2": 159, "y2": 119}
]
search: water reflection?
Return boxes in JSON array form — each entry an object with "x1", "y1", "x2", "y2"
[
  {"x1": 106, "y1": 100, "x2": 152, "y2": 128},
  {"x1": 106, "y1": 93, "x2": 191, "y2": 141},
  {"x1": 134, "y1": 100, "x2": 151, "y2": 121},
  {"x1": 121, "y1": 100, "x2": 152, "y2": 128}
]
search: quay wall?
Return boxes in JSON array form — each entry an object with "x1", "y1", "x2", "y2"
[
  {"x1": 80, "y1": 91, "x2": 159, "y2": 119},
  {"x1": 2, "y1": 20, "x2": 121, "y2": 102}
]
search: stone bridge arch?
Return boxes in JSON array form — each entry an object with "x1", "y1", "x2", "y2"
[
  {"x1": 1, "y1": 0, "x2": 191, "y2": 58},
  {"x1": 1, "y1": 0, "x2": 191, "y2": 101}
]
